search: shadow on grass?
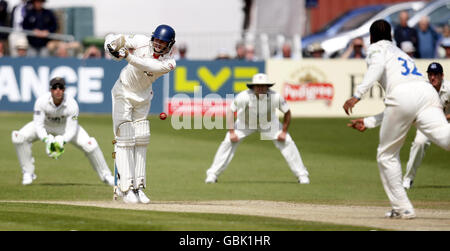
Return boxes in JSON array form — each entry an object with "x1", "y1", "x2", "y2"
[
  {"x1": 220, "y1": 180, "x2": 298, "y2": 185},
  {"x1": 36, "y1": 183, "x2": 102, "y2": 187},
  {"x1": 413, "y1": 185, "x2": 450, "y2": 189}
]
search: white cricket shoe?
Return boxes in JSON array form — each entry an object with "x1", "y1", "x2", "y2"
[
  {"x1": 136, "y1": 188, "x2": 151, "y2": 204},
  {"x1": 22, "y1": 172, "x2": 37, "y2": 185},
  {"x1": 123, "y1": 190, "x2": 139, "y2": 204},
  {"x1": 403, "y1": 178, "x2": 413, "y2": 190},
  {"x1": 298, "y1": 175, "x2": 310, "y2": 184},
  {"x1": 104, "y1": 175, "x2": 115, "y2": 186},
  {"x1": 205, "y1": 174, "x2": 217, "y2": 184},
  {"x1": 385, "y1": 209, "x2": 416, "y2": 219}
]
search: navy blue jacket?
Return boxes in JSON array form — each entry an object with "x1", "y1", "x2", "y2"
[{"x1": 22, "y1": 8, "x2": 57, "y2": 49}]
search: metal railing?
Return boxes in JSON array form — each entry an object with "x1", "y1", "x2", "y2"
[{"x1": 0, "y1": 26, "x2": 75, "y2": 42}]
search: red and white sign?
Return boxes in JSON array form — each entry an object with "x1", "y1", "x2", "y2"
[{"x1": 283, "y1": 83, "x2": 334, "y2": 105}]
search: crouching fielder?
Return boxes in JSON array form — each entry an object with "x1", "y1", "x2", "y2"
[
  {"x1": 104, "y1": 24, "x2": 176, "y2": 204},
  {"x1": 205, "y1": 73, "x2": 310, "y2": 184},
  {"x1": 11, "y1": 77, "x2": 114, "y2": 186}
]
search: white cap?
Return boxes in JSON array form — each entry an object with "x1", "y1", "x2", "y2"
[
  {"x1": 441, "y1": 37, "x2": 450, "y2": 48},
  {"x1": 247, "y1": 73, "x2": 275, "y2": 87},
  {"x1": 15, "y1": 38, "x2": 28, "y2": 49},
  {"x1": 401, "y1": 41, "x2": 415, "y2": 53}
]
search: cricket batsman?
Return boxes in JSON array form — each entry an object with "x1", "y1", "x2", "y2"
[
  {"x1": 11, "y1": 77, "x2": 115, "y2": 186},
  {"x1": 104, "y1": 24, "x2": 176, "y2": 204},
  {"x1": 205, "y1": 73, "x2": 310, "y2": 184}
]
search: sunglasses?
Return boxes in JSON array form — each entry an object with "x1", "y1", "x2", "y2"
[{"x1": 51, "y1": 84, "x2": 65, "y2": 90}]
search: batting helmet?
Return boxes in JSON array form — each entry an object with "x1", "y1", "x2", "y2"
[{"x1": 151, "y1": 24, "x2": 176, "y2": 54}]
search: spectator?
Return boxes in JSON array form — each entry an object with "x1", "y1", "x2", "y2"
[
  {"x1": 436, "y1": 24, "x2": 449, "y2": 58},
  {"x1": 245, "y1": 44, "x2": 256, "y2": 61},
  {"x1": 416, "y1": 16, "x2": 440, "y2": 58},
  {"x1": 83, "y1": 45, "x2": 102, "y2": 59},
  {"x1": 0, "y1": 41, "x2": 5, "y2": 57},
  {"x1": 341, "y1": 37, "x2": 366, "y2": 59},
  {"x1": 22, "y1": 0, "x2": 58, "y2": 57},
  {"x1": 401, "y1": 41, "x2": 415, "y2": 58},
  {"x1": 274, "y1": 42, "x2": 292, "y2": 59},
  {"x1": 47, "y1": 40, "x2": 82, "y2": 58},
  {"x1": 307, "y1": 42, "x2": 325, "y2": 58},
  {"x1": 0, "y1": 0, "x2": 9, "y2": 42},
  {"x1": 8, "y1": 0, "x2": 32, "y2": 57},
  {"x1": 15, "y1": 37, "x2": 29, "y2": 57},
  {"x1": 394, "y1": 11, "x2": 418, "y2": 57},
  {"x1": 235, "y1": 41, "x2": 246, "y2": 60},
  {"x1": 215, "y1": 48, "x2": 231, "y2": 60},
  {"x1": 177, "y1": 42, "x2": 187, "y2": 59},
  {"x1": 441, "y1": 38, "x2": 450, "y2": 59}
]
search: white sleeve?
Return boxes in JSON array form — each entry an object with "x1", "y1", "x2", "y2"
[
  {"x1": 363, "y1": 112, "x2": 384, "y2": 129},
  {"x1": 354, "y1": 45, "x2": 385, "y2": 99},
  {"x1": 125, "y1": 55, "x2": 176, "y2": 74},
  {"x1": 277, "y1": 94, "x2": 290, "y2": 114},
  {"x1": 62, "y1": 101, "x2": 79, "y2": 143},
  {"x1": 33, "y1": 99, "x2": 48, "y2": 141}
]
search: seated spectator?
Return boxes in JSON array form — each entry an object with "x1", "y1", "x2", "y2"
[
  {"x1": 235, "y1": 41, "x2": 246, "y2": 60},
  {"x1": 394, "y1": 11, "x2": 418, "y2": 57},
  {"x1": 441, "y1": 38, "x2": 450, "y2": 59},
  {"x1": 22, "y1": 0, "x2": 58, "y2": 57},
  {"x1": 245, "y1": 44, "x2": 256, "y2": 61},
  {"x1": 0, "y1": 41, "x2": 5, "y2": 57},
  {"x1": 8, "y1": 0, "x2": 33, "y2": 57},
  {"x1": 215, "y1": 48, "x2": 231, "y2": 60},
  {"x1": 341, "y1": 37, "x2": 366, "y2": 59},
  {"x1": 83, "y1": 45, "x2": 102, "y2": 59},
  {"x1": 15, "y1": 37, "x2": 29, "y2": 57},
  {"x1": 0, "y1": 0, "x2": 9, "y2": 43},
  {"x1": 401, "y1": 41, "x2": 416, "y2": 58},
  {"x1": 307, "y1": 42, "x2": 325, "y2": 58},
  {"x1": 274, "y1": 42, "x2": 292, "y2": 59},
  {"x1": 436, "y1": 24, "x2": 449, "y2": 58},
  {"x1": 416, "y1": 16, "x2": 440, "y2": 58},
  {"x1": 47, "y1": 40, "x2": 82, "y2": 58},
  {"x1": 178, "y1": 43, "x2": 187, "y2": 59}
]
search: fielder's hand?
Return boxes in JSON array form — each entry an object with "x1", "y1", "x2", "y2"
[
  {"x1": 347, "y1": 118, "x2": 367, "y2": 132},
  {"x1": 229, "y1": 130, "x2": 239, "y2": 143},
  {"x1": 343, "y1": 96, "x2": 360, "y2": 115},
  {"x1": 277, "y1": 131, "x2": 287, "y2": 142}
]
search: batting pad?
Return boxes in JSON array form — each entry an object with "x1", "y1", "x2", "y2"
[
  {"x1": 133, "y1": 120, "x2": 150, "y2": 188},
  {"x1": 115, "y1": 122, "x2": 136, "y2": 192},
  {"x1": 12, "y1": 131, "x2": 35, "y2": 174}
]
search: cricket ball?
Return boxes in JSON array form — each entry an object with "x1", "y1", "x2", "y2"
[{"x1": 159, "y1": 112, "x2": 167, "y2": 120}]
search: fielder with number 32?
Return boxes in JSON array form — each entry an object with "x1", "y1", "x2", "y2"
[
  {"x1": 11, "y1": 77, "x2": 115, "y2": 186},
  {"x1": 104, "y1": 24, "x2": 176, "y2": 204},
  {"x1": 343, "y1": 20, "x2": 450, "y2": 219}
]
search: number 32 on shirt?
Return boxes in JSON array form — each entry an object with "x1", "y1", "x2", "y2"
[{"x1": 398, "y1": 57, "x2": 422, "y2": 76}]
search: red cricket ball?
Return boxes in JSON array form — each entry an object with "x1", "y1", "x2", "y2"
[{"x1": 159, "y1": 112, "x2": 167, "y2": 120}]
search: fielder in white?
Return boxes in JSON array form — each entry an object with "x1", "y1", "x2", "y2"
[
  {"x1": 11, "y1": 77, "x2": 115, "y2": 186},
  {"x1": 343, "y1": 20, "x2": 450, "y2": 219},
  {"x1": 104, "y1": 24, "x2": 176, "y2": 204},
  {"x1": 350, "y1": 62, "x2": 450, "y2": 190},
  {"x1": 205, "y1": 73, "x2": 310, "y2": 184}
]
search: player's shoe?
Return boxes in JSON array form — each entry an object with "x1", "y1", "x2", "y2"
[
  {"x1": 136, "y1": 188, "x2": 150, "y2": 204},
  {"x1": 104, "y1": 175, "x2": 115, "y2": 186},
  {"x1": 402, "y1": 178, "x2": 413, "y2": 190},
  {"x1": 123, "y1": 190, "x2": 139, "y2": 204},
  {"x1": 298, "y1": 175, "x2": 310, "y2": 184},
  {"x1": 22, "y1": 172, "x2": 36, "y2": 185},
  {"x1": 385, "y1": 209, "x2": 416, "y2": 219},
  {"x1": 205, "y1": 174, "x2": 217, "y2": 184}
]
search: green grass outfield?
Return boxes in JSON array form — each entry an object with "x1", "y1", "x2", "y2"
[{"x1": 0, "y1": 112, "x2": 449, "y2": 231}]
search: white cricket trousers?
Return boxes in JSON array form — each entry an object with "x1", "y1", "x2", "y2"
[
  {"x1": 111, "y1": 80, "x2": 152, "y2": 192},
  {"x1": 377, "y1": 82, "x2": 450, "y2": 212},
  {"x1": 12, "y1": 121, "x2": 112, "y2": 181},
  {"x1": 404, "y1": 130, "x2": 431, "y2": 181},
  {"x1": 206, "y1": 128, "x2": 309, "y2": 179}
]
